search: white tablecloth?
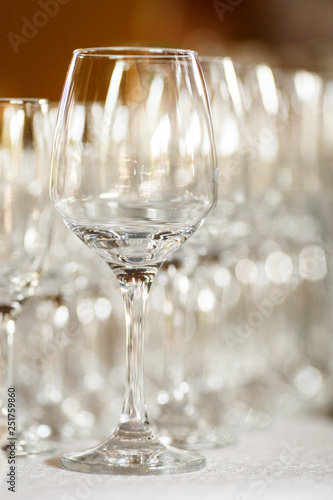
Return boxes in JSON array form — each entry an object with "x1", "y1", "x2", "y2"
[{"x1": 1, "y1": 415, "x2": 333, "y2": 500}]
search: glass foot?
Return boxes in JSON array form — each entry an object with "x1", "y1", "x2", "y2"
[
  {"x1": 153, "y1": 397, "x2": 236, "y2": 450},
  {"x1": 14, "y1": 431, "x2": 58, "y2": 457},
  {"x1": 156, "y1": 423, "x2": 236, "y2": 450},
  {"x1": 1, "y1": 420, "x2": 58, "y2": 456},
  {"x1": 61, "y1": 434, "x2": 206, "y2": 475}
]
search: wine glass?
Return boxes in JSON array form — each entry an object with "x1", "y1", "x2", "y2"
[
  {"x1": 238, "y1": 64, "x2": 328, "y2": 414},
  {"x1": 15, "y1": 101, "x2": 107, "y2": 443},
  {"x1": 151, "y1": 56, "x2": 246, "y2": 448},
  {"x1": 50, "y1": 47, "x2": 217, "y2": 474},
  {"x1": 0, "y1": 98, "x2": 53, "y2": 454}
]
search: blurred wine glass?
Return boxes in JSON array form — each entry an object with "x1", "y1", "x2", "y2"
[
  {"x1": 235, "y1": 63, "x2": 329, "y2": 414},
  {"x1": 152, "y1": 57, "x2": 249, "y2": 447},
  {"x1": 0, "y1": 98, "x2": 54, "y2": 455}
]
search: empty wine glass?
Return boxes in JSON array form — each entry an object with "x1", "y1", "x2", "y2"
[
  {"x1": 152, "y1": 56, "x2": 246, "y2": 448},
  {"x1": 50, "y1": 47, "x2": 217, "y2": 474},
  {"x1": 233, "y1": 63, "x2": 327, "y2": 415},
  {"x1": 0, "y1": 98, "x2": 53, "y2": 454}
]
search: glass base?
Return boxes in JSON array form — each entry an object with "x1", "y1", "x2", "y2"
[
  {"x1": 1, "y1": 415, "x2": 58, "y2": 456},
  {"x1": 153, "y1": 398, "x2": 236, "y2": 450},
  {"x1": 14, "y1": 431, "x2": 58, "y2": 457},
  {"x1": 0, "y1": 424, "x2": 58, "y2": 457},
  {"x1": 61, "y1": 434, "x2": 206, "y2": 475},
  {"x1": 156, "y1": 424, "x2": 236, "y2": 450}
]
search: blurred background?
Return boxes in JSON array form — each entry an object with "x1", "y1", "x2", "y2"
[
  {"x1": 1, "y1": 0, "x2": 333, "y2": 452},
  {"x1": 2, "y1": 0, "x2": 333, "y2": 100}
]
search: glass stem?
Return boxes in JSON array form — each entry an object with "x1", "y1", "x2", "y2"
[
  {"x1": 162, "y1": 274, "x2": 186, "y2": 394},
  {"x1": 0, "y1": 307, "x2": 16, "y2": 420},
  {"x1": 112, "y1": 267, "x2": 158, "y2": 440},
  {"x1": 154, "y1": 263, "x2": 198, "y2": 425}
]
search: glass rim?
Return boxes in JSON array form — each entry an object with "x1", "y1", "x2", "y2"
[
  {"x1": 73, "y1": 46, "x2": 198, "y2": 59},
  {"x1": 199, "y1": 55, "x2": 225, "y2": 61},
  {"x1": 0, "y1": 98, "x2": 48, "y2": 106}
]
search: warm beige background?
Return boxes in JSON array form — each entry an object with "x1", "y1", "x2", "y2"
[{"x1": 1, "y1": 0, "x2": 333, "y2": 100}]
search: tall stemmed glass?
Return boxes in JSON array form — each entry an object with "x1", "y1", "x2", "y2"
[
  {"x1": 0, "y1": 98, "x2": 53, "y2": 454},
  {"x1": 152, "y1": 56, "x2": 245, "y2": 448},
  {"x1": 50, "y1": 47, "x2": 217, "y2": 474}
]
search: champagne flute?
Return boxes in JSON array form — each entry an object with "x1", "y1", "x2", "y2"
[
  {"x1": 50, "y1": 47, "x2": 217, "y2": 474},
  {"x1": 0, "y1": 98, "x2": 53, "y2": 455}
]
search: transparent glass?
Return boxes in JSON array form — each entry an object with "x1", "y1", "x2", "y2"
[
  {"x1": 235, "y1": 64, "x2": 327, "y2": 416},
  {"x1": 50, "y1": 47, "x2": 217, "y2": 474},
  {"x1": 0, "y1": 98, "x2": 54, "y2": 454},
  {"x1": 152, "y1": 57, "x2": 247, "y2": 447}
]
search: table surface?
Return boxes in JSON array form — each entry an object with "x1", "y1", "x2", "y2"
[{"x1": 1, "y1": 414, "x2": 333, "y2": 500}]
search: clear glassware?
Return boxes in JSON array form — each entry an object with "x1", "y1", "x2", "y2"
[
  {"x1": 235, "y1": 63, "x2": 328, "y2": 415},
  {"x1": 14, "y1": 216, "x2": 107, "y2": 443},
  {"x1": 320, "y1": 74, "x2": 333, "y2": 416},
  {"x1": 152, "y1": 56, "x2": 270, "y2": 448},
  {"x1": 13, "y1": 100, "x2": 110, "y2": 443},
  {"x1": 50, "y1": 47, "x2": 217, "y2": 474},
  {"x1": 150, "y1": 57, "x2": 242, "y2": 447},
  {"x1": 0, "y1": 98, "x2": 54, "y2": 455}
]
